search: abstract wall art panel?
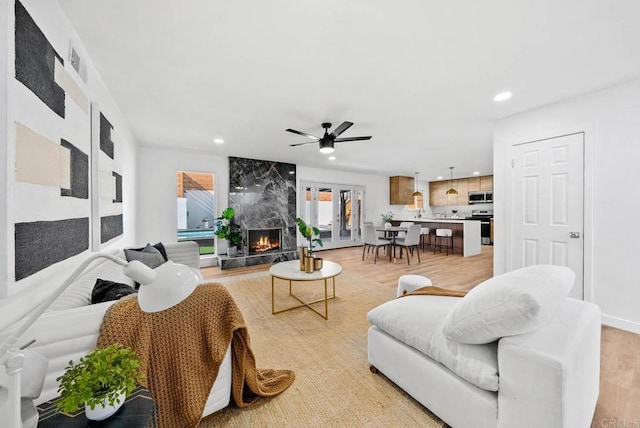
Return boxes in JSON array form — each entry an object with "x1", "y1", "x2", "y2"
[
  {"x1": 112, "y1": 172, "x2": 123, "y2": 203},
  {"x1": 54, "y1": 57, "x2": 88, "y2": 114},
  {"x1": 14, "y1": 0, "x2": 65, "y2": 118},
  {"x1": 15, "y1": 123, "x2": 71, "y2": 189},
  {"x1": 14, "y1": 217, "x2": 89, "y2": 281},
  {"x1": 60, "y1": 139, "x2": 89, "y2": 199},
  {"x1": 99, "y1": 112, "x2": 114, "y2": 159},
  {"x1": 91, "y1": 104, "x2": 124, "y2": 249},
  {"x1": 101, "y1": 214, "x2": 123, "y2": 244}
]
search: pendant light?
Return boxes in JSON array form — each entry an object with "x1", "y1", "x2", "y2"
[
  {"x1": 412, "y1": 172, "x2": 423, "y2": 198},
  {"x1": 445, "y1": 166, "x2": 458, "y2": 195}
]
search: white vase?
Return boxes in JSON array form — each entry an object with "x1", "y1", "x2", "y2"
[
  {"x1": 227, "y1": 246, "x2": 238, "y2": 257},
  {"x1": 85, "y1": 391, "x2": 126, "y2": 421},
  {"x1": 384, "y1": 222, "x2": 392, "y2": 229}
]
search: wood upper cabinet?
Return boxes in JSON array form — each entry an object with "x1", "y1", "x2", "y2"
[
  {"x1": 389, "y1": 176, "x2": 415, "y2": 205},
  {"x1": 467, "y1": 176, "x2": 480, "y2": 192},
  {"x1": 480, "y1": 175, "x2": 493, "y2": 191},
  {"x1": 429, "y1": 181, "x2": 448, "y2": 206},
  {"x1": 429, "y1": 174, "x2": 493, "y2": 206}
]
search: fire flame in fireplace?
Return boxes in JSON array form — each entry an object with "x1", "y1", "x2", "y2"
[{"x1": 252, "y1": 235, "x2": 280, "y2": 253}]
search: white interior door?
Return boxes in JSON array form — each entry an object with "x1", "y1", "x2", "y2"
[{"x1": 510, "y1": 133, "x2": 584, "y2": 299}]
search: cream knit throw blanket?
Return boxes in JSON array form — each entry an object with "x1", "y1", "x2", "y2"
[{"x1": 97, "y1": 282, "x2": 295, "y2": 428}]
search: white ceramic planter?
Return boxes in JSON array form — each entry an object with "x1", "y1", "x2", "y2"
[{"x1": 84, "y1": 391, "x2": 126, "y2": 421}]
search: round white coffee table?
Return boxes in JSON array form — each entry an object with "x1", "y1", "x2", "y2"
[{"x1": 269, "y1": 259, "x2": 342, "y2": 320}]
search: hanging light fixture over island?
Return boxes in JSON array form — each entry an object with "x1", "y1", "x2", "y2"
[
  {"x1": 412, "y1": 172, "x2": 423, "y2": 198},
  {"x1": 446, "y1": 166, "x2": 458, "y2": 195}
]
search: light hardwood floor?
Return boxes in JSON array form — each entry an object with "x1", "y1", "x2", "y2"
[{"x1": 201, "y1": 245, "x2": 640, "y2": 426}]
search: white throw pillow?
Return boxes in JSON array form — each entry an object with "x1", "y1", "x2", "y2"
[{"x1": 442, "y1": 265, "x2": 575, "y2": 344}]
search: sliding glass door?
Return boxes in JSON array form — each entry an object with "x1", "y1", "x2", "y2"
[{"x1": 300, "y1": 181, "x2": 364, "y2": 250}]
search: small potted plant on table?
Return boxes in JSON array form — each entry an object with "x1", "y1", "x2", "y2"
[
  {"x1": 381, "y1": 211, "x2": 394, "y2": 229},
  {"x1": 295, "y1": 217, "x2": 323, "y2": 272},
  {"x1": 56, "y1": 343, "x2": 144, "y2": 421}
]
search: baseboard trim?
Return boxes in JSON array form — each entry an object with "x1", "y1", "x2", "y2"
[{"x1": 601, "y1": 314, "x2": 640, "y2": 334}]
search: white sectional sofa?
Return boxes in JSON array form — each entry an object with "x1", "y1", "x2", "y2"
[
  {"x1": 0, "y1": 241, "x2": 232, "y2": 417},
  {"x1": 367, "y1": 266, "x2": 601, "y2": 428}
]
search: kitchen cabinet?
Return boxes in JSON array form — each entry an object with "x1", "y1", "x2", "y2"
[
  {"x1": 467, "y1": 176, "x2": 480, "y2": 192},
  {"x1": 429, "y1": 181, "x2": 448, "y2": 206},
  {"x1": 480, "y1": 175, "x2": 493, "y2": 191},
  {"x1": 389, "y1": 176, "x2": 414, "y2": 205},
  {"x1": 429, "y1": 175, "x2": 493, "y2": 206}
]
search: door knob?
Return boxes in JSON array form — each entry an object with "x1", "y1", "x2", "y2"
[{"x1": 569, "y1": 232, "x2": 580, "y2": 238}]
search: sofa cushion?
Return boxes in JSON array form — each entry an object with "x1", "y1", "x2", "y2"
[
  {"x1": 442, "y1": 265, "x2": 575, "y2": 345},
  {"x1": 124, "y1": 244, "x2": 166, "y2": 269},
  {"x1": 130, "y1": 242, "x2": 169, "y2": 262},
  {"x1": 91, "y1": 278, "x2": 137, "y2": 304},
  {"x1": 367, "y1": 295, "x2": 499, "y2": 391},
  {"x1": 47, "y1": 252, "x2": 135, "y2": 312}
]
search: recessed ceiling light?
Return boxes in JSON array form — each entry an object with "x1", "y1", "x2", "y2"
[
  {"x1": 494, "y1": 91, "x2": 512, "y2": 102},
  {"x1": 473, "y1": 171, "x2": 480, "y2": 175},
  {"x1": 328, "y1": 156, "x2": 336, "y2": 161},
  {"x1": 213, "y1": 138, "x2": 224, "y2": 144},
  {"x1": 437, "y1": 176, "x2": 443, "y2": 180}
]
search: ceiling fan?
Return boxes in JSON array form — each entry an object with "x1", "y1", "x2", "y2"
[{"x1": 286, "y1": 122, "x2": 371, "y2": 154}]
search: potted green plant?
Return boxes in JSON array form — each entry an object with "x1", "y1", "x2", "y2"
[
  {"x1": 56, "y1": 343, "x2": 144, "y2": 421},
  {"x1": 381, "y1": 211, "x2": 394, "y2": 228},
  {"x1": 295, "y1": 217, "x2": 323, "y2": 255},
  {"x1": 214, "y1": 207, "x2": 243, "y2": 256}
]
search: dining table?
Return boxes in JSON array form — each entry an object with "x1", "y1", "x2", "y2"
[{"x1": 375, "y1": 226, "x2": 408, "y2": 262}]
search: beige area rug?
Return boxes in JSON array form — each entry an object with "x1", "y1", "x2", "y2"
[{"x1": 199, "y1": 269, "x2": 448, "y2": 428}]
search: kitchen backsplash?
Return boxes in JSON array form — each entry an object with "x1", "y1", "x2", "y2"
[{"x1": 430, "y1": 203, "x2": 493, "y2": 218}]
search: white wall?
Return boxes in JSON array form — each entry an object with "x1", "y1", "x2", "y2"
[
  {"x1": 136, "y1": 152, "x2": 392, "y2": 251},
  {"x1": 1, "y1": 0, "x2": 138, "y2": 296},
  {"x1": 136, "y1": 146, "x2": 229, "y2": 246},
  {"x1": 494, "y1": 77, "x2": 640, "y2": 333}
]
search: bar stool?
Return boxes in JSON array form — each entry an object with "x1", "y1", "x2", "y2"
[
  {"x1": 434, "y1": 228, "x2": 453, "y2": 255},
  {"x1": 420, "y1": 227, "x2": 430, "y2": 251}
]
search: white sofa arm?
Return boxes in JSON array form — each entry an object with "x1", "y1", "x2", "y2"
[
  {"x1": 164, "y1": 241, "x2": 201, "y2": 270},
  {"x1": 497, "y1": 298, "x2": 601, "y2": 428},
  {"x1": 0, "y1": 301, "x2": 116, "y2": 404}
]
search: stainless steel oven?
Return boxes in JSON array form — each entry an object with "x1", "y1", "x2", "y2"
[{"x1": 466, "y1": 209, "x2": 493, "y2": 245}]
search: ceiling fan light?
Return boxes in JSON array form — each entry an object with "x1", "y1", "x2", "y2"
[
  {"x1": 319, "y1": 140, "x2": 334, "y2": 154},
  {"x1": 319, "y1": 146, "x2": 334, "y2": 154}
]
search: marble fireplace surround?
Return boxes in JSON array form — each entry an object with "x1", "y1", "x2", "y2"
[{"x1": 219, "y1": 156, "x2": 298, "y2": 269}]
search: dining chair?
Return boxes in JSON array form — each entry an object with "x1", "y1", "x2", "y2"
[
  {"x1": 362, "y1": 224, "x2": 391, "y2": 264},
  {"x1": 394, "y1": 224, "x2": 422, "y2": 265},
  {"x1": 396, "y1": 221, "x2": 414, "y2": 239}
]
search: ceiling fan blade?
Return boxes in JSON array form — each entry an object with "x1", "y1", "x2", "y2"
[
  {"x1": 286, "y1": 128, "x2": 320, "y2": 140},
  {"x1": 334, "y1": 136, "x2": 372, "y2": 142},
  {"x1": 330, "y1": 121, "x2": 353, "y2": 138},
  {"x1": 289, "y1": 141, "x2": 318, "y2": 147}
]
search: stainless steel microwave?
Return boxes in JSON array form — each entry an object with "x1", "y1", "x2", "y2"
[{"x1": 468, "y1": 191, "x2": 493, "y2": 204}]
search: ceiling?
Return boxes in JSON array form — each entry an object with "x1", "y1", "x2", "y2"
[{"x1": 57, "y1": 0, "x2": 640, "y2": 180}]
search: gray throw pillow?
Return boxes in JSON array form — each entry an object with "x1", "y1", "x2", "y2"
[{"x1": 124, "y1": 243, "x2": 166, "y2": 269}]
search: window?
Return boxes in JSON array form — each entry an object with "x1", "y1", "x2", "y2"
[{"x1": 176, "y1": 171, "x2": 215, "y2": 256}]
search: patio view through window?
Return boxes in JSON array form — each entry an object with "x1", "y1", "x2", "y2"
[{"x1": 176, "y1": 171, "x2": 215, "y2": 255}]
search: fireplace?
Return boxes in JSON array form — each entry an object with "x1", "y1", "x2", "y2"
[{"x1": 248, "y1": 228, "x2": 282, "y2": 255}]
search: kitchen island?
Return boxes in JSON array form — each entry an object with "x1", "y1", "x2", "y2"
[{"x1": 391, "y1": 218, "x2": 481, "y2": 257}]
